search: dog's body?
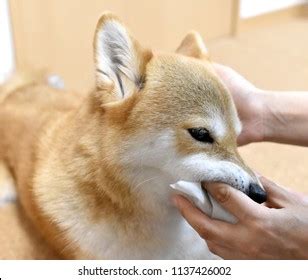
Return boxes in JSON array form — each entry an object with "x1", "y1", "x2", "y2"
[
  {"x1": 0, "y1": 13, "x2": 266, "y2": 259},
  {"x1": 0, "y1": 78, "x2": 212, "y2": 259}
]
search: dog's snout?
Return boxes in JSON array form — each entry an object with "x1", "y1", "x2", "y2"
[{"x1": 248, "y1": 183, "x2": 267, "y2": 204}]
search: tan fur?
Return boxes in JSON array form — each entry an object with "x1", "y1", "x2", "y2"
[{"x1": 0, "y1": 13, "x2": 259, "y2": 259}]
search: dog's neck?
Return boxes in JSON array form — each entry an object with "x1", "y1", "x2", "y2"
[
  {"x1": 72, "y1": 101, "x2": 178, "y2": 221},
  {"x1": 125, "y1": 166, "x2": 176, "y2": 213}
]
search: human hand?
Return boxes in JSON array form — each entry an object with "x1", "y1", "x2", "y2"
[
  {"x1": 213, "y1": 63, "x2": 265, "y2": 146},
  {"x1": 173, "y1": 176, "x2": 308, "y2": 259}
]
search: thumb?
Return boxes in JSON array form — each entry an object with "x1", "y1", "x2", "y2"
[{"x1": 204, "y1": 182, "x2": 263, "y2": 220}]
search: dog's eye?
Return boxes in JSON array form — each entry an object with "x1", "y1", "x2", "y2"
[{"x1": 188, "y1": 128, "x2": 214, "y2": 143}]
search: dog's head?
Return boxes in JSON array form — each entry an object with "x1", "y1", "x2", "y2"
[{"x1": 93, "y1": 13, "x2": 266, "y2": 203}]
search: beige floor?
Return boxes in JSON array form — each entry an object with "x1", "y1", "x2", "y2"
[{"x1": 1, "y1": 17, "x2": 308, "y2": 259}]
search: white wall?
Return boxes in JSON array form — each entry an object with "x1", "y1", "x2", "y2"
[
  {"x1": 0, "y1": 0, "x2": 15, "y2": 83},
  {"x1": 240, "y1": 0, "x2": 307, "y2": 19}
]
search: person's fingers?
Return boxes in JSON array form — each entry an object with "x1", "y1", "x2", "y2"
[
  {"x1": 260, "y1": 176, "x2": 300, "y2": 207},
  {"x1": 212, "y1": 63, "x2": 226, "y2": 74},
  {"x1": 203, "y1": 182, "x2": 264, "y2": 221},
  {"x1": 212, "y1": 63, "x2": 236, "y2": 80},
  {"x1": 172, "y1": 195, "x2": 232, "y2": 242},
  {"x1": 212, "y1": 63, "x2": 234, "y2": 86},
  {"x1": 237, "y1": 131, "x2": 250, "y2": 146}
]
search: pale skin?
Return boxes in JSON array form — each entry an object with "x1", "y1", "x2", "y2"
[{"x1": 173, "y1": 64, "x2": 308, "y2": 259}]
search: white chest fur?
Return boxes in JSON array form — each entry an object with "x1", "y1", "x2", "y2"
[
  {"x1": 36, "y1": 161, "x2": 216, "y2": 259},
  {"x1": 72, "y1": 206, "x2": 214, "y2": 259},
  {"x1": 70, "y1": 169, "x2": 216, "y2": 259}
]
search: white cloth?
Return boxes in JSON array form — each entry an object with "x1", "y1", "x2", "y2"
[{"x1": 170, "y1": 181, "x2": 237, "y2": 224}]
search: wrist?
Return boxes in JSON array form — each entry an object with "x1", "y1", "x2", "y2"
[
  {"x1": 253, "y1": 89, "x2": 273, "y2": 143},
  {"x1": 243, "y1": 88, "x2": 268, "y2": 144},
  {"x1": 254, "y1": 90, "x2": 308, "y2": 146},
  {"x1": 257, "y1": 90, "x2": 291, "y2": 143}
]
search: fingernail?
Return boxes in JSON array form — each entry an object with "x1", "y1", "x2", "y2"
[{"x1": 206, "y1": 183, "x2": 230, "y2": 203}]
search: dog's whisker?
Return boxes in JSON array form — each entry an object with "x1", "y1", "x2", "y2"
[{"x1": 132, "y1": 176, "x2": 159, "y2": 192}]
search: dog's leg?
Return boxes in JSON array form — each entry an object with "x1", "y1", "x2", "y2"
[{"x1": 0, "y1": 161, "x2": 16, "y2": 207}]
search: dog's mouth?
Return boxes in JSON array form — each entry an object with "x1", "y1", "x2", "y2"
[
  {"x1": 201, "y1": 181, "x2": 267, "y2": 204},
  {"x1": 170, "y1": 181, "x2": 236, "y2": 223},
  {"x1": 170, "y1": 180, "x2": 267, "y2": 222},
  {"x1": 170, "y1": 181, "x2": 267, "y2": 223}
]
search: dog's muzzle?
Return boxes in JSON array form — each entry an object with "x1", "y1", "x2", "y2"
[{"x1": 248, "y1": 183, "x2": 267, "y2": 204}]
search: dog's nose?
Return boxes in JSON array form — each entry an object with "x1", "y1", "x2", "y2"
[{"x1": 248, "y1": 183, "x2": 267, "y2": 204}]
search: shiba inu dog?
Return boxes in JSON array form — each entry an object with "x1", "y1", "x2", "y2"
[{"x1": 0, "y1": 13, "x2": 266, "y2": 259}]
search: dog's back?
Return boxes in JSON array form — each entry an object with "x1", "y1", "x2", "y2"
[
  {"x1": 0, "y1": 71, "x2": 81, "y2": 163},
  {"x1": 0, "y1": 70, "x2": 82, "y2": 158},
  {"x1": 0, "y1": 71, "x2": 82, "y2": 243}
]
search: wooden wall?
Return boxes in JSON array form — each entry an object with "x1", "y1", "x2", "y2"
[{"x1": 9, "y1": 0, "x2": 238, "y2": 92}]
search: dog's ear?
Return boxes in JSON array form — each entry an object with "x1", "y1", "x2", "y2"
[
  {"x1": 176, "y1": 31, "x2": 209, "y2": 59},
  {"x1": 94, "y1": 13, "x2": 152, "y2": 101}
]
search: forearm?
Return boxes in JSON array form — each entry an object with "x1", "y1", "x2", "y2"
[{"x1": 259, "y1": 90, "x2": 308, "y2": 146}]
